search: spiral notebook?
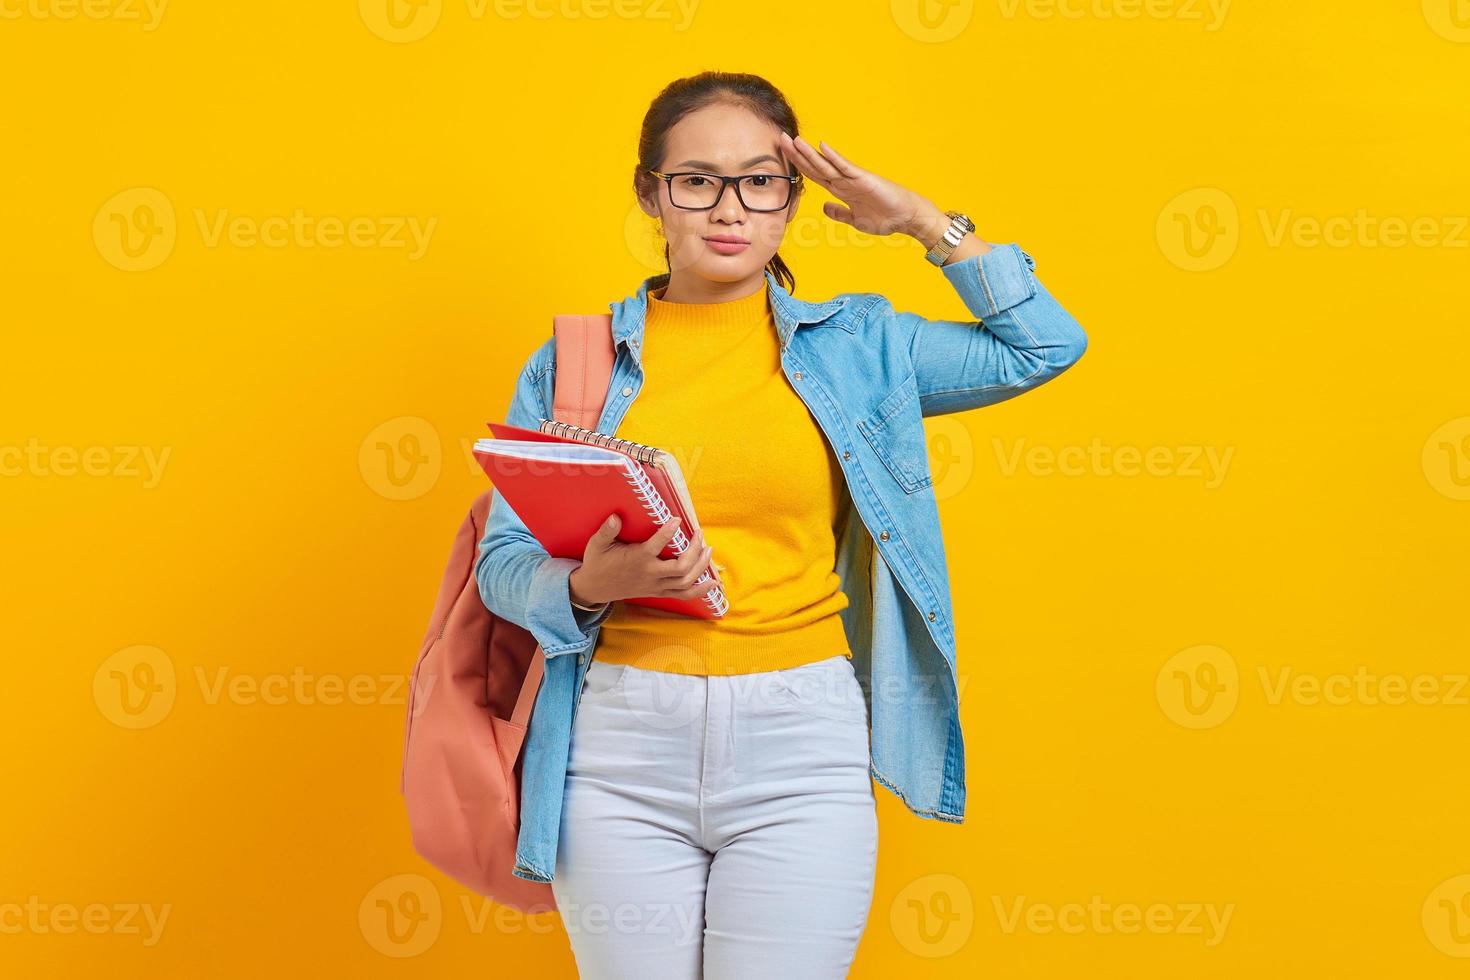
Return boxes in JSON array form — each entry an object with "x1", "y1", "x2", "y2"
[{"x1": 473, "y1": 418, "x2": 728, "y2": 620}]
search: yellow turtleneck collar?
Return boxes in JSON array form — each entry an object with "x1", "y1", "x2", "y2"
[{"x1": 646, "y1": 280, "x2": 772, "y2": 334}]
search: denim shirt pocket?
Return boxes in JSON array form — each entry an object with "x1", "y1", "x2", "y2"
[{"x1": 856, "y1": 369, "x2": 932, "y2": 494}]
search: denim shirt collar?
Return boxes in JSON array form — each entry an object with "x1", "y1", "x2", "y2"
[{"x1": 608, "y1": 269, "x2": 851, "y2": 365}]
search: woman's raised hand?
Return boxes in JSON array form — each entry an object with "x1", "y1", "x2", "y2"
[
  {"x1": 778, "y1": 131, "x2": 991, "y2": 262},
  {"x1": 779, "y1": 131, "x2": 933, "y2": 238}
]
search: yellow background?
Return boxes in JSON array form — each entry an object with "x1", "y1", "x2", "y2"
[{"x1": 3, "y1": 1, "x2": 1468, "y2": 976}]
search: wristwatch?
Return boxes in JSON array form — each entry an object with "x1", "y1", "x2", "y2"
[{"x1": 924, "y1": 210, "x2": 976, "y2": 266}]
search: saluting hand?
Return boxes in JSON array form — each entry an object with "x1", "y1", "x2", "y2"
[{"x1": 778, "y1": 132, "x2": 991, "y2": 260}]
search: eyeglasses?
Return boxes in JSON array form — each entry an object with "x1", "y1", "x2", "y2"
[{"x1": 645, "y1": 170, "x2": 802, "y2": 212}]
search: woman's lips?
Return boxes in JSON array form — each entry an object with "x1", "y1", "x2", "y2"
[{"x1": 704, "y1": 237, "x2": 750, "y2": 255}]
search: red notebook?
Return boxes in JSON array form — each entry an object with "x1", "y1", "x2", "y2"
[{"x1": 473, "y1": 419, "x2": 727, "y2": 620}]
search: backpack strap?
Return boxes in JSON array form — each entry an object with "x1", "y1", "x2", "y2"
[
  {"x1": 551, "y1": 314, "x2": 615, "y2": 431},
  {"x1": 510, "y1": 648, "x2": 543, "y2": 731},
  {"x1": 508, "y1": 313, "x2": 615, "y2": 722}
]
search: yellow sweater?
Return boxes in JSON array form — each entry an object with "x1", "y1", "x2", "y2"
[{"x1": 590, "y1": 279, "x2": 851, "y2": 676}]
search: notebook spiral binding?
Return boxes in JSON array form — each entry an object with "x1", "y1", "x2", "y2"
[
  {"x1": 619, "y1": 457, "x2": 729, "y2": 618},
  {"x1": 540, "y1": 418, "x2": 729, "y2": 617},
  {"x1": 538, "y1": 419, "x2": 660, "y2": 466}
]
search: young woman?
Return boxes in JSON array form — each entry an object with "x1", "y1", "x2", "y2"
[{"x1": 477, "y1": 71, "x2": 1088, "y2": 979}]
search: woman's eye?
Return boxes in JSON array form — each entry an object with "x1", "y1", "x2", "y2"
[{"x1": 748, "y1": 175, "x2": 770, "y2": 186}]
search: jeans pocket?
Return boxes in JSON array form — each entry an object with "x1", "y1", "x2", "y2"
[
  {"x1": 579, "y1": 661, "x2": 630, "y2": 703},
  {"x1": 772, "y1": 657, "x2": 866, "y2": 725}
]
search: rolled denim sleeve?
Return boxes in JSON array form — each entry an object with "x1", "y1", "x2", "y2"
[
  {"x1": 939, "y1": 241, "x2": 1039, "y2": 317},
  {"x1": 473, "y1": 352, "x2": 614, "y2": 658},
  {"x1": 892, "y1": 243, "x2": 1088, "y2": 417}
]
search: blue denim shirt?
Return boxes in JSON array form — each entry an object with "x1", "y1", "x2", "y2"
[{"x1": 475, "y1": 243, "x2": 1087, "y2": 883}]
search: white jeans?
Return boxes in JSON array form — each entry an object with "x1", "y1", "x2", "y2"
[{"x1": 551, "y1": 654, "x2": 878, "y2": 979}]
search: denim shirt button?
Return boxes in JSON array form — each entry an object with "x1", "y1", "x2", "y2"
[
  {"x1": 879, "y1": 530, "x2": 890, "y2": 541},
  {"x1": 577, "y1": 653, "x2": 586, "y2": 664},
  {"x1": 621, "y1": 386, "x2": 633, "y2": 397},
  {"x1": 793, "y1": 371, "x2": 803, "y2": 381},
  {"x1": 928, "y1": 611, "x2": 937, "y2": 622},
  {"x1": 842, "y1": 450, "x2": 851, "y2": 461}
]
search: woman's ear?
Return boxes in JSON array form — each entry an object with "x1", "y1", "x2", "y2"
[
  {"x1": 784, "y1": 182, "x2": 803, "y2": 225},
  {"x1": 634, "y1": 173, "x2": 662, "y2": 220}
]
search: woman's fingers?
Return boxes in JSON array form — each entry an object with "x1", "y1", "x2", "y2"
[
  {"x1": 641, "y1": 516, "x2": 683, "y2": 556},
  {"x1": 777, "y1": 131, "x2": 810, "y2": 177},
  {"x1": 793, "y1": 134, "x2": 845, "y2": 184},
  {"x1": 647, "y1": 527, "x2": 700, "y2": 575},
  {"x1": 634, "y1": 520, "x2": 716, "y2": 596},
  {"x1": 658, "y1": 538, "x2": 710, "y2": 583},
  {"x1": 651, "y1": 539, "x2": 715, "y2": 593},
  {"x1": 824, "y1": 201, "x2": 855, "y2": 226},
  {"x1": 815, "y1": 140, "x2": 863, "y2": 179},
  {"x1": 669, "y1": 529, "x2": 703, "y2": 569},
  {"x1": 662, "y1": 576, "x2": 719, "y2": 600},
  {"x1": 672, "y1": 555, "x2": 712, "y2": 590},
  {"x1": 682, "y1": 536, "x2": 711, "y2": 574},
  {"x1": 780, "y1": 131, "x2": 839, "y2": 187}
]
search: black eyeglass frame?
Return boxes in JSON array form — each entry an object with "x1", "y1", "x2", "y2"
[{"x1": 644, "y1": 169, "x2": 804, "y2": 213}]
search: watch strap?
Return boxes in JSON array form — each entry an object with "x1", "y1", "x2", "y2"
[{"x1": 925, "y1": 210, "x2": 975, "y2": 266}]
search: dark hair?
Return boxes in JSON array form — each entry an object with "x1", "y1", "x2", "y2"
[{"x1": 633, "y1": 71, "x2": 804, "y2": 294}]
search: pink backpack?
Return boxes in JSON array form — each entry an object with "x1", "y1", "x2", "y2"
[{"x1": 400, "y1": 313, "x2": 615, "y2": 911}]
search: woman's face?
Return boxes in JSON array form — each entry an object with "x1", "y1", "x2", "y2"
[{"x1": 638, "y1": 102, "x2": 802, "y2": 284}]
